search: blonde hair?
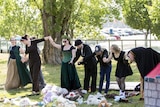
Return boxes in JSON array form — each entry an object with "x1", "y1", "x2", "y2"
[
  {"x1": 111, "y1": 44, "x2": 120, "y2": 53},
  {"x1": 10, "y1": 36, "x2": 16, "y2": 41}
]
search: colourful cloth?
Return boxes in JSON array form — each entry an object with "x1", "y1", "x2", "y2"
[{"x1": 146, "y1": 63, "x2": 160, "y2": 78}]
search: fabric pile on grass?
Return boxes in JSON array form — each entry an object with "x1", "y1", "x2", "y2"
[
  {"x1": 1, "y1": 84, "x2": 113, "y2": 107},
  {"x1": 41, "y1": 84, "x2": 84, "y2": 107},
  {"x1": 3, "y1": 97, "x2": 38, "y2": 106},
  {"x1": 42, "y1": 85, "x2": 112, "y2": 106},
  {"x1": 84, "y1": 92, "x2": 112, "y2": 106}
]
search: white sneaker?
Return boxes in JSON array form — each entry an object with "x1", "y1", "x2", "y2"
[
  {"x1": 119, "y1": 90, "x2": 122, "y2": 96},
  {"x1": 121, "y1": 92, "x2": 126, "y2": 98},
  {"x1": 81, "y1": 90, "x2": 87, "y2": 94},
  {"x1": 114, "y1": 95, "x2": 125, "y2": 102}
]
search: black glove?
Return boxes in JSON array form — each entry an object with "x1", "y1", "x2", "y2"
[
  {"x1": 78, "y1": 62, "x2": 84, "y2": 65},
  {"x1": 93, "y1": 52, "x2": 96, "y2": 55}
]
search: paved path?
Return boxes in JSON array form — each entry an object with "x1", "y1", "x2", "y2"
[{"x1": 99, "y1": 81, "x2": 140, "y2": 91}]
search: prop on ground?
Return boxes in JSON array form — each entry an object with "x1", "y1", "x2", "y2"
[
  {"x1": 0, "y1": 84, "x2": 141, "y2": 106},
  {"x1": 42, "y1": 84, "x2": 112, "y2": 106}
]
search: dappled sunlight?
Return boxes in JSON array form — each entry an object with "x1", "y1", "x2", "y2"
[
  {"x1": 0, "y1": 54, "x2": 8, "y2": 85},
  {"x1": 0, "y1": 84, "x2": 32, "y2": 99},
  {"x1": 42, "y1": 64, "x2": 61, "y2": 86}
]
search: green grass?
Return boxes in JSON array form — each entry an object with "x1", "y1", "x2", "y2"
[{"x1": 0, "y1": 53, "x2": 144, "y2": 107}]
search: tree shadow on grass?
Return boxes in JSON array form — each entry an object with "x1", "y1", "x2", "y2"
[{"x1": 0, "y1": 84, "x2": 33, "y2": 98}]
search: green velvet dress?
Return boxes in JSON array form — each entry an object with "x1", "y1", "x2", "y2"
[
  {"x1": 14, "y1": 46, "x2": 32, "y2": 86},
  {"x1": 61, "y1": 46, "x2": 81, "y2": 91}
]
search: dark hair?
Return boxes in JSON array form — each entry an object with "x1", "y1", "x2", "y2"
[
  {"x1": 20, "y1": 35, "x2": 28, "y2": 41},
  {"x1": 30, "y1": 37, "x2": 36, "y2": 40}
]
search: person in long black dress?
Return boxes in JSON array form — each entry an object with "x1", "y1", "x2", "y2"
[
  {"x1": 49, "y1": 35, "x2": 81, "y2": 91},
  {"x1": 110, "y1": 44, "x2": 133, "y2": 97},
  {"x1": 21, "y1": 35, "x2": 50, "y2": 94},
  {"x1": 127, "y1": 47, "x2": 160, "y2": 100},
  {"x1": 74, "y1": 39, "x2": 97, "y2": 92},
  {"x1": 30, "y1": 37, "x2": 46, "y2": 89}
]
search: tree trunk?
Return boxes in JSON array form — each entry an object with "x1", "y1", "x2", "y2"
[
  {"x1": 41, "y1": 0, "x2": 60, "y2": 64},
  {"x1": 41, "y1": 0, "x2": 74, "y2": 64},
  {"x1": 144, "y1": 30, "x2": 149, "y2": 47}
]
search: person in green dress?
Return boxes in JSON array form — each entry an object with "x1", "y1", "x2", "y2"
[
  {"x1": 5, "y1": 37, "x2": 32, "y2": 90},
  {"x1": 49, "y1": 35, "x2": 81, "y2": 91}
]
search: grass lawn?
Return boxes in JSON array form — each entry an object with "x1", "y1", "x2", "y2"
[{"x1": 0, "y1": 53, "x2": 144, "y2": 107}]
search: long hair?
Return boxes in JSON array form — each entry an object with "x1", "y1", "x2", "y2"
[{"x1": 111, "y1": 44, "x2": 120, "y2": 53}]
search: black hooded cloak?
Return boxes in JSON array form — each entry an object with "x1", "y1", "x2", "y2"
[{"x1": 129, "y1": 47, "x2": 160, "y2": 78}]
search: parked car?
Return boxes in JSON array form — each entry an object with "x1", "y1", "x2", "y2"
[
  {"x1": 100, "y1": 31, "x2": 121, "y2": 40},
  {"x1": 110, "y1": 32, "x2": 121, "y2": 40},
  {"x1": 112, "y1": 35, "x2": 121, "y2": 40}
]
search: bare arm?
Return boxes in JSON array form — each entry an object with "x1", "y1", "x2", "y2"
[
  {"x1": 49, "y1": 36, "x2": 61, "y2": 49},
  {"x1": 124, "y1": 51, "x2": 129, "y2": 60},
  {"x1": 19, "y1": 47, "x2": 29, "y2": 63},
  {"x1": 19, "y1": 47, "x2": 25, "y2": 54},
  {"x1": 44, "y1": 36, "x2": 51, "y2": 41},
  {"x1": 103, "y1": 52, "x2": 112, "y2": 63},
  {"x1": 69, "y1": 49, "x2": 76, "y2": 64},
  {"x1": 21, "y1": 54, "x2": 29, "y2": 63}
]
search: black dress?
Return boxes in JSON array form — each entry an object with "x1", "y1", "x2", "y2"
[
  {"x1": 25, "y1": 38, "x2": 44, "y2": 92},
  {"x1": 113, "y1": 51, "x2": 133, "y2": 78}
]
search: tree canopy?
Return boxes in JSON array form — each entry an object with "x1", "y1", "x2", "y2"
[
  {"x1": 0, "y1": 0, "x2": 120, "y2": 40},
  {"x1": 115, "y1": 0, "x2": 160, "y2": 46},
  {"x1": 1, "y1": 0, "x2": 160, "y2": 64},
  {"x1": 146, "y1": 0, "x2": 160, "y2": 38},
  {"x1": 0, "y1": 0, "x2": 42, "y2": 39},
  {"x1": 116, "y1": 0, "x2": 151, "y2": 39},
  {"x1": 38, "y1": 0, "x2": 120, "y2": 64}
]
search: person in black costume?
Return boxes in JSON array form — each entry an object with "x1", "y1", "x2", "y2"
[
  {"x1": 111, "y1": 44, "x2": 133, "y2": 97},
  {"x1": 74, "y1": 39, "x2": 97, "y2": 92},
  {"x1": 127, "y1": 47, "x2": 160, "y2": 100},
  {"x1": 21, "y1": 35, "x2": 50, "y2": 94},
  {"x1": 128, "y1": 47, "x2": 160, "y2": 78},
  {"x1": 30, "y1": 37, "x2": 46, "y2": 90}
]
